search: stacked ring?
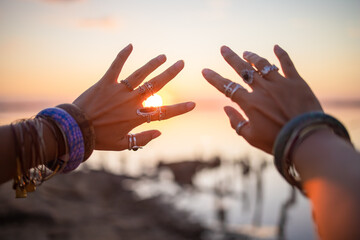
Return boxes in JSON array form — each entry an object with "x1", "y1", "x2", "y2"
[
  {"x1": 144, "y1": 82, "x2": 154, "y2": 95},
  {"x1": 128, "y1": 134, "x2": 142, "y2": 151},
  {"x1": 224, "y1": 81, "x2": 244, "y2": 99},
  {"x1": 260, "y1": 64, "x2": 279, "y2": 76},
  {"x1": 229, "y1": 84, "x2": 244, "y2": 100},
  {"x1": 137, "y1": 107, "x2": 165, "y2": 123},
  {"x1": 138, "y1": 82, "x2": 154, "y2": 96},
  {"x1": 120, "y1": 80, "x2": 133, "y2": 91}
]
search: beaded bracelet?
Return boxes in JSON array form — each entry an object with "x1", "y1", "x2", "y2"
[
  {"x1": 57, "y1": 104, "x2": 95, "y2": 162},
  {"x1": 37, "y1": 107, "x2": 85, "y2": 173},
  {"x1": 273, "y1": 112, "x2": 352, "y2": 194}
]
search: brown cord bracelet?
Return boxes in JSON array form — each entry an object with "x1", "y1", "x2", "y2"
[{"x1": 56, "y1": 103, "x2": 95, "y2": 162}]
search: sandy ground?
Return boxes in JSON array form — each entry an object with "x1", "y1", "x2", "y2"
[{"x1": 0, "y1": 170, "x2": 205, "y2": 240}]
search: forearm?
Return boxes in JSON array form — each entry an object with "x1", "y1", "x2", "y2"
[
  {"x1": 0, "y1": 122, "x2": 60, "y2": 184},
  {"x1": 293, "y1": 130, "x2": 360, "y2": 239}
]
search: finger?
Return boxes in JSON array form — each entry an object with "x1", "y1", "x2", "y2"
[
  {"x1": 130, "y1": 130, "x2": 162, "y2": 147},
  {"x1": 103, "y1": 44, "x2": 133, "y2": 84},
  {"x1": 221, "y1": 46, "x2": 262, "y2": 86},
  {"x1": 125, "y1": 54, "x2": 167, "y2": 88},
  {"x1": 273, "y1": 45, "x2": 301, "y2": 79},
  {"x1": 242, "y1": 51, "x2": 281, "y2": 80},
  {"x1": 224, "y1": 106, "x2": 250, "y2": 137},
  {"x1": 136, "y1": 102, "x2": 196, "y2": 124},
  {"x1": 202, "y1": 68, "x2": 248, "y2": 101},
  {"x1": 160, "y1": 101, "x2": 196, "y2": 120},
  {"x1": 139, "y1": 60, "x2": 184, "y2": 99}
]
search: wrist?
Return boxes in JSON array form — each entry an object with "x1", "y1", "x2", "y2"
[
  {"x1": 292, "y1": 128, "x2": 336, "y2": 182},
  {"x1": 273, "y1": 112, "x2": 352, "y2": 195}
]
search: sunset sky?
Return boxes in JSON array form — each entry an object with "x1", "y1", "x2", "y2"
[{"x1": 0, "y1": 0, "x2": 359, "y2": 105}]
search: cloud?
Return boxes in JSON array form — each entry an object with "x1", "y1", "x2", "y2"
[{"x1": 76, "y1": 17, "x2": 118, "y2": 30}]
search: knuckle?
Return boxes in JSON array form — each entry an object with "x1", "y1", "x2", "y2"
[
  {"x1": 131, "y1": 69, "x2": 144, "y2": 80},
  {"x1": 149, "y1": 58, "x2": 159, "y2": 69},
  {"x1": 278, "y1": 50, "x2": 289, "y2": 60},
  {"x1": 278, "y1": 51, "x2": 294, "y2": 68},
  {"x1": 165, "y1": 65, "x2": 179, "y2": 78}
]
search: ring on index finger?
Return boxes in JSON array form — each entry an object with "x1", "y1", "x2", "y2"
[{"x1": 224, "y1": 81, "x2": 244, "y2": 100}]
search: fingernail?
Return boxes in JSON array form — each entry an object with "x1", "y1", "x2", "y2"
[
  {"x1": 243, "y1": 51, "x2": 251, "y2": 58},
  {"x1": 202, "y1": 68, "x2": 210, "y2": 76},
  {"x1": 175, "y1": 60, "x2": 184, "y2": 68},
  {"x1": 224, "y1": 106, "x2": 231, "y2": 115},
  {"x1": 152, "y1": 131, "x2": 161, "y2": 138},
  {"x1": 157, "y1": 54, "x2": 166, "y2": 62},
  {"x1": 125, "y1": 43, "x2": 132, "y2": 50},
  {"x1": 221, "y1": 45, "x2": 230, "y2": 55},
  {"x1": 274, "y1": 44, "x2": 279, "y2": 52},
  {"x1": 186, "y1": 102, "x2": 196, "y2": 111},
  {"x1": 274, "y1": 44, "x2": 283, "y2": 54}
]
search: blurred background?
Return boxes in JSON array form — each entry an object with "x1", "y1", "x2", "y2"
[{"x1": 1, "y1": 0, "x2": 360, "y2": 239}]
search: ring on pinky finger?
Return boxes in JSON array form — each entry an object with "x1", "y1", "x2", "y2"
[
  {"x1": 236, "y1": 120, "x2": 249, "y2": 135},
  {"x1": 128, "y1": 133, "x2": 142, "y2": 151}
]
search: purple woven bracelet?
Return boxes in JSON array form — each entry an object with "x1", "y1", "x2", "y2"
[{"x1": 37, "y1": 107, "x2": 85, "y2": 173}]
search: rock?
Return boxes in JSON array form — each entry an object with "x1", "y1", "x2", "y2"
[{"x1": 0, "y1": 170, "x2": 205, "y2": 240}]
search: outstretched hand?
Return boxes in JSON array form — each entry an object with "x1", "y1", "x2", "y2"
[
  {"x1": 73, "y1": 44, "x2": 195, "y2": 151},
  {"x1": 202, "y1": 45, "x2": 322, "y2": 154}
]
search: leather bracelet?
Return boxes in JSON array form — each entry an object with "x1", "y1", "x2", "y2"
[
  {"x1": 57, "y1": 103, "x2": 95, "y2": 162},
  {"x1": 273, "y1": 111, "x2": 352, "y2": 194}
]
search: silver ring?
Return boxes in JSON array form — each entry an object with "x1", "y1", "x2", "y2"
[
  {"x1": 240, "y1": 69, "x2": 255, "y2": 84},
  {"x1": 128, "y1": 134, "x2": 142, "y2": 151},
  {"x1": 229, "y1": 84, "x2": 244, "y2": 100},
  {"x1": 137, "y1": 107, "x2": 160, "y2": 123},
  {"x1": 158, "y1": 107, "x2": 166, "y2": 121},
  {"x1": 144, "y1": 82, "x2": 154, "y2": 95},
  {"x1": 138, "y1": 82, "x2": 154, "y2": 96},
  {"x1": 260, "y1": 64, "x2": 279, "y2": 76},
  {"x1": 236, "y1": 120, "x2": 248, "y2": 135},
  {"x1": 224, "y1": 81, "x2": 236, "y2": 98},
  {"x1": 120, "y1": 80, "x2": 133, "y2": 91},
  {"x1": 138, "y1": 86, "x2": 146, "y2": 95}
]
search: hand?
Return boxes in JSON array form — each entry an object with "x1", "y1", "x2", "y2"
[
  {"x1": 202, "y1": 45, "x2": 322, "y2": 154},
  {"x1": 73, "y1": 44, "x2": 196, "y2": 151}
]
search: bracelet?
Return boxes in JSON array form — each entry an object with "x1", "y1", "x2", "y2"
[
  {"x1": 37, "y1": 107, "x2": 85, "y2": 173},
  {"x1": 273, "y1": 112, "x2": 352, "y2": 194},
  {"x1": 11, "y1": 117, "x2": 68, "y2": 198},
  {"x1": 56, "y1": 103, "x2": 95, "y2": 162}
]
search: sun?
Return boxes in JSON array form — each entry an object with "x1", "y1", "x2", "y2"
[{"x1": 143, "y1": 94, "x2": 163, "y2": 107}]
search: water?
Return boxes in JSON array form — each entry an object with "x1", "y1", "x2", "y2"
[{"x1": 1, "y1": 99, "x2": 360, "y2": 239}]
